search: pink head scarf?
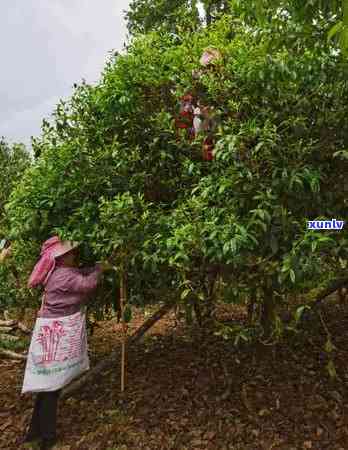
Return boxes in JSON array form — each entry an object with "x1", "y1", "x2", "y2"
[{"x1": 28, "y1": 236, "x2": 78, "y2": 288}]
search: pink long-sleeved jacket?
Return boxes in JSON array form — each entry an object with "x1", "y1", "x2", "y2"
[{"x1": 38, "y1": 265, "x2": 102, "y2": 318}]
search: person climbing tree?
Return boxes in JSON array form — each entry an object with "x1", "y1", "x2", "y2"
[
  {"x1": 193, "y1": 103, "x2": 217, "y2": 161},
  {"x1": 174, "y1": 93, "x2": 196, "y2": 141},
  {"x1": 192, "y1": 48, "x2": 222, "y2": 160}
]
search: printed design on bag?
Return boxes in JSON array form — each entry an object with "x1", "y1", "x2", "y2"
[
  {"x1": 36, "y1": 321, "x2": 66, "y2": 363},
  {"x1": 34, "y1": 359, "x2": 86, "y2": 375},
  {"x1": 32, "y1": 314, "x2": 87, "y2": 367},
  {"x1": 65, "y1": 314, "x2": 86, "y2": 360}
]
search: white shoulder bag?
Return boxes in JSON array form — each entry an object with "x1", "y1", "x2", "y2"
[{"x1": 22, "y1": 296, "x2": 89, "y2": 393}]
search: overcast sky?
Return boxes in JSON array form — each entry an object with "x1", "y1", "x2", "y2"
[{"x1": 0, "y1": 0, "x2": 130, "y2": 147}]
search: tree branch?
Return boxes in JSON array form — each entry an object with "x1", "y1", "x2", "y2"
[
  {"x1": 0, "y1": 348, "x2": 27, "y2": 360},
  {"x1": 312, "y1": 277, "x2": 348, "y2": 309},
  {"x1": 62, "y1": 300, "x2": 175, "y2": 398}
]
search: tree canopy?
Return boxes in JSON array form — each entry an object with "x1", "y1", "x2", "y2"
[
  {"x1": 0, "y1": 138, "x2": 30, "y2": 309},
  {"x1": 0, "y1": 138, "x2": 30, "y2": 229},
  {"x1": 3, "y1": 3, "x2": 348, "y2": 337}
]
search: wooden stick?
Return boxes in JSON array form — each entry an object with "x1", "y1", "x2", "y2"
[
  {"x1": 121, "y1": 339, "x2": 125, "y2": 392},
  {"x1": 120, "y1": 266, "x2": 126, "y2": 393},
  {"x1": 4, "y1": 310, "x2": 12, "y2": 321},
  {"x1": 0, "y1": 348, "x2": 27, "y2": 360},
  {"x1": 0, "y1": 320, "x2": 17, "y2": 327}
]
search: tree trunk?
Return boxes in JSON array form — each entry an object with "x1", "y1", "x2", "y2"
[
  {"x1": 192, "y1": 297, "x2": 203, "y2": 327},
  {"x1": 204, "y1": 1, "x2": 213, "y2": 25},
  {"x1": 61, "y1": 300, "x2": 175, "y2": 398},
  {"x1": 313, "y1": 277, "x2": 348, "y2": 309},
  {"x1": 119, "y1": 266, "x2": 127, "y2": 393},
  {"x1": 338, "y1": 287, "x2": 348, "y2": 304},
  {"x1": 201, "y1": 269, "x2": 218, "y2": 325},
  {"x1": 247, "y1": 290, "x2": 257, "y2": 325},
  {"x1": 221, "y1": 0, "x2": 230, "y2": 13},
  {"x1": 190, "y1": 0, "x2": 201, "y2": 22},
  {"x1": 261, "y1": 288, "x2": 276, "y2": 338}
]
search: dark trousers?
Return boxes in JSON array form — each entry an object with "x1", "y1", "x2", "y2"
[{"x1": 27, "y1": 390, "x2": 61, "y2": 441}]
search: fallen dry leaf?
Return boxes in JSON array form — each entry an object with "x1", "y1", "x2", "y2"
[{"x1": 0, "y1": 418, "x2": 12, "y2": 432}]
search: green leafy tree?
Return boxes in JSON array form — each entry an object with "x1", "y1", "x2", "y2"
[
  {"x1": 229, "y1": 0, "x2": 348, "y2": 55},
  {"x1": 5, "y1": 10, "x2": 348, "y2": 338},
  {"x1": 126, "y1": 0, "x2": 201, "y2": 35},
  {"x1": 0, "y1": 138, "x2": 30, "y2": 229},
  {"x1": 125, "y1": 0, "x2": 231, "y2": 35},
  {"x1": 0, "y1": 138, "x2": 31, "y2": 310}
]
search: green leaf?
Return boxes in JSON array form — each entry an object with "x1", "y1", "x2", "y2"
[
  {"x1": 333, "y1": 149, "x2": 348, "y2": 160},
  {"x1": 255, "y1": 220, "x2": 267, "y2": 232},
  {"x1": 326, "y1": 360, "x2": 337, "y2": 380},
  {"x1": 181, "y1": 289, "x2": 191, "y2": 300},
  {"x1": 209, "y1": 230, "x2": 218, "y2": 240},
  {"x1": 324, "y1": 338, "x2": 335, "y2": 354},
  {"x1": 223, "y1": 242, "x2": 230, "y2": 255},
  {"x1": 248, "y1": 234, "x2": 259, "y2": 246},
  {"x1": 123, "y1": 306, "x2": 132, "y2": 323},
  {"x1": 289, "y1": 269, "x2": 296, "y2": 283},
  {"x1": 327, "y1": 21, "x2": 343, "y2": 41},
  {"x1": 230, "y1": 239, "x2": 237, "y2": 253},
  {"x1": 295, "y1": 305, "x2": 310, "y2": 323},
  {"x1": 254, "y1": 142, "x2": 264, "y2": 153},
  {"x1": 218, "y1": 184, "x2": 227, "y2": 194},
  {"x1": 258, "y1": 210, "x2": 265, "y2": 220},
  {"x1": 339, "y1": 25, "x2": 348, "y2": 55}
]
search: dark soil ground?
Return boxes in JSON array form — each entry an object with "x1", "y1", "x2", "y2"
[{"x1": 1, "y1": 299, "x2": 348, "y2": 450}]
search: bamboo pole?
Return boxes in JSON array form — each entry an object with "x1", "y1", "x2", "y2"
[{"x1": 119, "y1": 263, "x2": 128, "y2": 393}]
